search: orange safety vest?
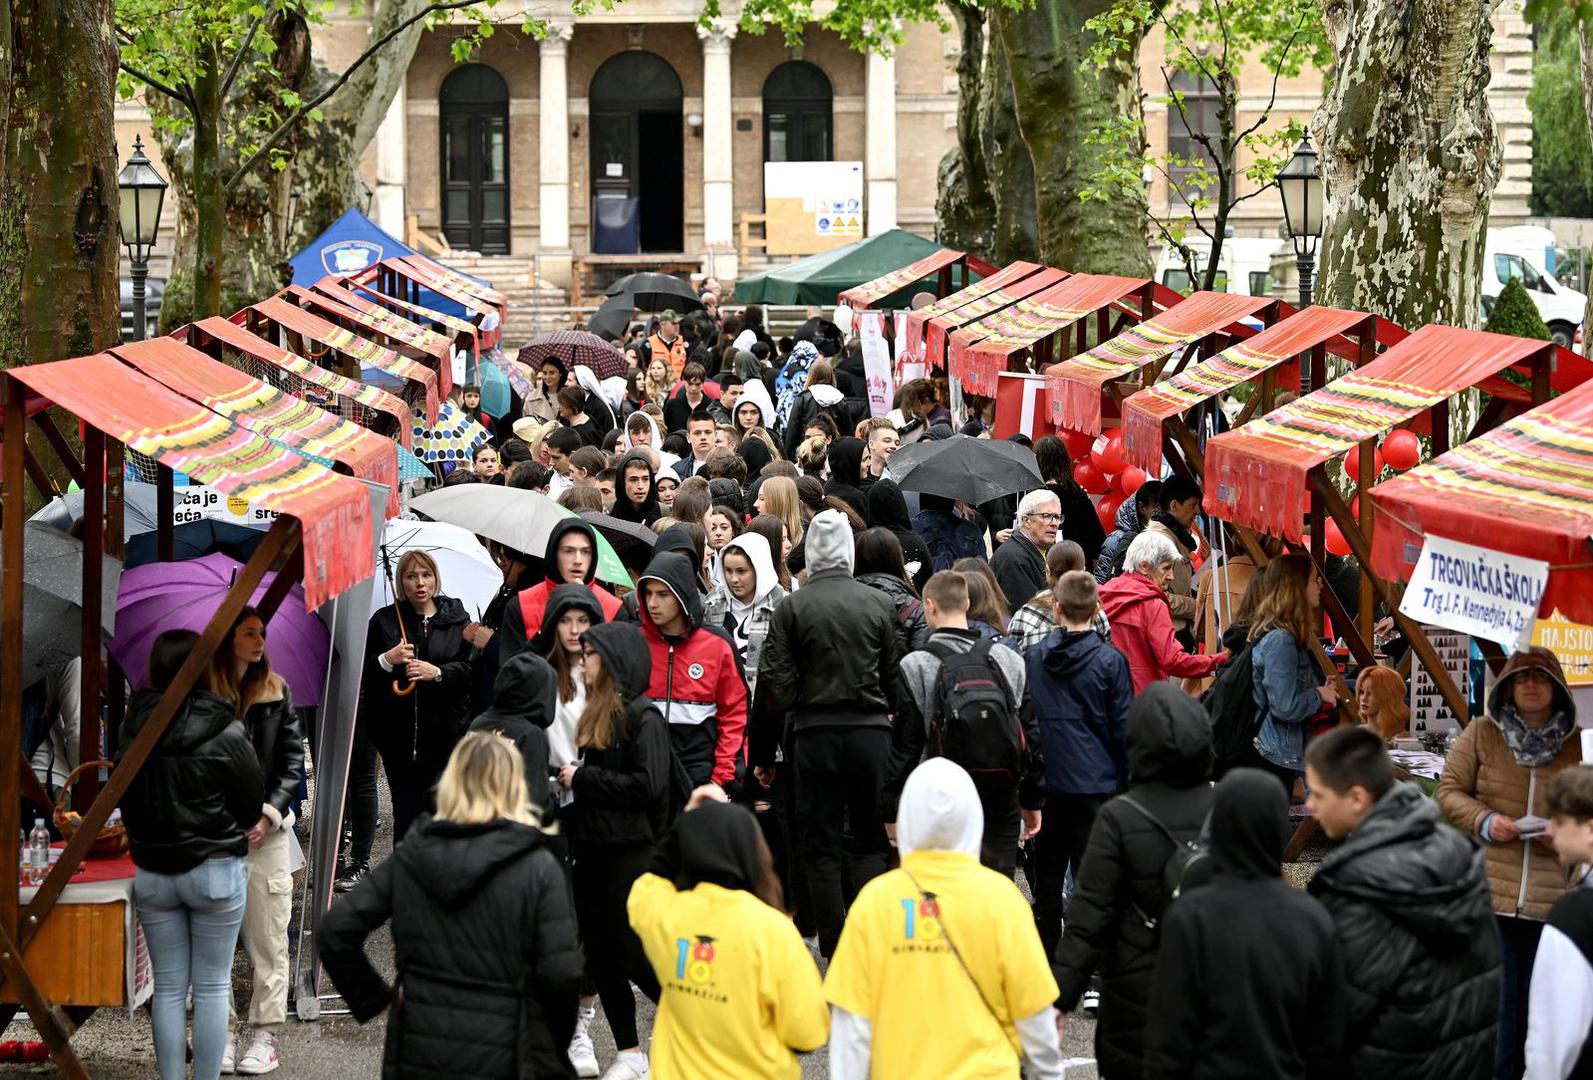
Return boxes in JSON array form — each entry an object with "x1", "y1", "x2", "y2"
[{"x1": 649, "y1": 333, "x2": 689, "y2": 382}]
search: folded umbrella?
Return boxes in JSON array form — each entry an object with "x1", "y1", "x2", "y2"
[
  {"x1": 110, "y1": 552, "x2": 329, "y2": 705},
  {"x1": 410, "y1": 486, "x2": 630, "y2": 586},
  {"x1": 2, "y1": 524, "x2": 120, "y2": 687},
  {"x1": 522, "y1": 330, "x2": 627, "y2": 381},
  {"x1": 604, "y1": 272, "x2": 704, "y2": 313},
  {"x1": 374, "y1": 518, "x2": 505, "y2": 619},
  {"x1": 889, "y1": 434, "x2": 1044, "y2": 506}
]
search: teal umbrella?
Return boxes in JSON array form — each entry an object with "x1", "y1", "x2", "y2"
[
  {"x1": 477, "y1": 357, "x2": 511, "y2": 418},
  {"x1": 396, "y1": 444, "x2": 432, "y2": 482},
  {"x1": 731, "y1": 228, "x2": 977, "y2": 306}
]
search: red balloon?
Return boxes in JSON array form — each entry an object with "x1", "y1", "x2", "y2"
[
  {"x1": 1061, "y1": 429, "x2": 1094, "y2": 460},
  {"x1": 1342, "y1": 445, "x2": 1384, "y2": 482},
  {"x1": 1096, "y1": 494, "x2": 1125, "y2": 532},
  {"x1": 1325, "y1": 519, "x2": 1353, "y2": 557},
  {"x1": 1382, "y1": 428, "x2": 1422, "y2": 471},
  {"x1": 1090, "y1": 430, "x2": 1129, "y2": 475},
  {"x1": 1074, "y1": 459, "x2": 1109, "y2": 494},
  {"x1": 1118, "y1": 466, "x2": 1148, "y2": 496}
]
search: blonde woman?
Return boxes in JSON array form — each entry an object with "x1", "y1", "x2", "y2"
[
  {"x1": 320, "y1": 733, "x2": 584, "y2": 1080},
  {"x1": 754, "y1": 475, "x2": 804, "y2": 548},
  {"x1": 643, "y1": 355, "x2": 674, "y2": 407},
  {"x1": 210, "y1": 607, "x2": 304, "y2": 1075}
]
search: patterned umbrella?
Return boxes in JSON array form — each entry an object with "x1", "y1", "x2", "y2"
[
  {"x1": 410, "y1": 400, "x2": 491, "y2": 465},
  {"x1": 519, "y1": 330, "x2": 627, "y2": 381}
]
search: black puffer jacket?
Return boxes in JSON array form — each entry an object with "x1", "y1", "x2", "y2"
[
  {"x1": 118, "y1": 688, "x2": 264, "y2": 875},
  {"x1": 1053, "y1": 682, "x2": 1215, "y2": 1080},
  {"x1": 470, "y1": 652, "x2": 560, "y2": 815},
  {"x1": 319, "y1": 818, "x2": 584, "y2": 1080},
  {"x1": 1307, "y1": 782, "x2": 1501, "y2": 1080},
  {"x1": 864, "y1": 480, "x2": 933, "y2": 593},
  {"x1": 855, "y1": 571, "x2": 930, "y2": 652},
  {"x1": 244, "y1": 688, "x2": 305, "y2": 827},
  {"x1": 362, "y1": 596, "x2": 474, "y2": 765},
  {"x1": 568, "y1": 622, "x2": 673, "y2": 847}
]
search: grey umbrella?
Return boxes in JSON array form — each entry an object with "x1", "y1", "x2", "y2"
[
  {"x1": 0, "y1": 523, "x2": 121, "y2": 686},
  {"x1": 30, "y1": 481, "x2": 162, "y2": 542},
  {"x1": 889, "y1": 434, "x2": 1045, "y2": 505}
]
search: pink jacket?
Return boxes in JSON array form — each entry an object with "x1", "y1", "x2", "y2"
[{"x1": 1099, "y1": 572, "x2": 1222, "y2": 694}]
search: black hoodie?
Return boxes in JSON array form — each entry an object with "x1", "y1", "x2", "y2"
[
  {"x1": 1308, "y1": 782, "x2": 1502, "y2": 1080},
  {"x1": 469, "y1": 651, "x2": 560, "y2": 813},
  {"x1": 612, "y1": 451, "x2": 662, "y2": 526},
  {"x1": 1145, "y1": 769, "x2": 1344, "y2": 1080},
  {"x1": 649, "y1": 800, "x2": 764, "y2": 895},
  {"x1": 568, "y1": 622, "x2": 674, "y2": 846},
  {"x1": 118, "y1": 687, "x2": 265, "y2": 874},
  {"x1": 319, "y1": 817, "x2": 584, "y2": 1080},
  {"x1": 864, "y1": 479, "x2": 933, "y2": 592},
  {"x1": 825, "y1": 437, "x2": 870, "y2": 521},
  {"x1": 500, "y1": 518, "x2": 621, "y2": 662}
]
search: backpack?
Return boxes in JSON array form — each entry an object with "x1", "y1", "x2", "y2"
[
  {"x1": 926, "y1": 639, "x2": 1023, "y2": 781},
  {"x1": 1118, "y1": 796, "x2": 1214, "y2": 930},
  {"x1": 1202, "y1": 641, "x2": 1258, "y2": 774}
]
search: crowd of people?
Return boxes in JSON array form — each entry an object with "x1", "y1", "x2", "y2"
[{"x1": 108, "y1": 290, "x2": 1593, "y2": 1080}]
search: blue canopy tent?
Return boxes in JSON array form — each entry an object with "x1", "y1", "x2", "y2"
[{"x1": 289, "y1": 209, "x2": 491, "y2": 324}]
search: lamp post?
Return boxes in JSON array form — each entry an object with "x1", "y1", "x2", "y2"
[
  {"x1": 1277, "y1": 133, "x2": 1324, "y2": 387},
  {"x1": 117, "y1": 135, "x2": 168, "y2": 342}
]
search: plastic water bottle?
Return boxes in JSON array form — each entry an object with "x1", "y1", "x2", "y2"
[
  {"x1": 28, "y1": 819, "x2": 50, "y2": 885},
  {"x1": 17, "y1": 829, "x2": 28, "y2": 887}
]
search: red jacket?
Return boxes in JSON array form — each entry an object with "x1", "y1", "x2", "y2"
[
  {"x1": 1099, "y1": 572, "x2": 1221, "y2": 694},
  {"x1": 516, "y1": 580, "x2": 622, "y2": 643}
]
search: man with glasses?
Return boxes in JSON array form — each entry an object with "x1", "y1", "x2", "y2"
[{"x1": 991, "y1": 489, "x2": 1061, "y2": 611}]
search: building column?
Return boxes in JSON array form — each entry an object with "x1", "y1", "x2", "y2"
[
  {"x1": 699, "y1": 20, "x2": 738, "y2": 282},
  {"x1": 865, "y1": 48, "x2": 898, "y2": 235},
  {"x1": 373, "y1": 82, "x2": 407, "y2": 238},
  {"x1": 539, "y1": 19, "x2": 575, "y2": 288}
]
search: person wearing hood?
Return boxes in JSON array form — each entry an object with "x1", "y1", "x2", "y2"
[
  {"x1": 913, "y1": 492, "x2": 987, "y2": 573},
  {"x1": 885, "y1": 571, "x2": 1041, "y2": 877},
  {"x1": 558, "y1": 622, "x2": 673, "y2": 1080},
  {"x1": 638, "y1": 551, "x2": 749, "y2": 791},
  {"x1": 364, "y1": 550, "x2": 476, "y2": 845},
  {"x1": 704, "y1": 533, "x2": 786, "y2": 701},
  {"x1": 628, "y1": 793, "x2": 828, "y2": 1079},
  {"x1": 781, "y1": 360, "x2": 851, "y2": 462},
  {"x1": 762, "y1": 510, "x2": 904, "y2": 957},
  {"x1": 469, "y1": 651, "x2": 560, "y2": 815},
  {"x1": 1144, "y1": 769, "x2": 1344, "y2": 1080},
  {"x1": 772, "y1": 340, "x2": 819, "y2": 435},
  {"x1": 320, "y1": 732, "x2": 585, "y2": 1080},
  {"x1": 120, "y1": 630, "x2": 265, "y2": 1080},
  {"x1": 825, "y1": 437, "x2": 870, "y2": 521},
  {"x1": 501, "y1": 519, "x2": 624, "y2": 663},
  {"x1": 825, "y1": 759, "x2": 1065, "y2": 1079},
  {"x1": 1026, "y1": 571, "x2": 1134, "y2": 959},
  {"x1": 1311, "y1": 724, "x2": 1502, "y2": 1080},
  {"x1": 613, "y1": 450, "x2": 663, "y2": 526},
  {"x1": 1053, "y1": 683, "x2": 1216, "y2": 1078},
  {"x1": 864, "y1": 478, "x2": 931, "y2": 593},
  {"x1": 1099, "y1": 530, "x2": 1224, "y2": 694},
  {"x1": 1438, "y1": 646, "x2": 1579, "y2": 1078},
  {"x1": 1095, "y1": 480, "x2": 1160, "y2": 584},
  {"x1": 733, "y1": 376, "x2": 778, "y2": 441}
]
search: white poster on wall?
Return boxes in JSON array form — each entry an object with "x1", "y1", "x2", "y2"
[
  {"x1": 1399, "y1": 534, "x2": 1548, "y2": 652},
  {"x1": 857, "y1": 310, "x2": 893, "y2": 419}
]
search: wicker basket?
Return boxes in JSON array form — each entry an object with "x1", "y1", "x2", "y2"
[{"x1": 52, "y1": 760, "x2": 130, "y2": 858}]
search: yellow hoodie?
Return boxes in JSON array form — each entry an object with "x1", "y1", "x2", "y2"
[{"x1": 628, "y1": 873, "x2": 829, "y2": 1079}]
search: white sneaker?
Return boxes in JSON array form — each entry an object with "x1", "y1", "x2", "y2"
[
  {"x1": 219, "y1": 1033, "x2": 236, "y2": 1075},
  {"x1": 601, "y1": 1052, "x2": 649, "y2": 1080},
  {"x1": 236, "y1": 1028, "x2": 279, "y2": 1075},
  {"x1": 568, "y1": 1007, "x2": 600, "y2": 1079}
]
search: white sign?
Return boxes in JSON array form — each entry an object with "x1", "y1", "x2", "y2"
[
  {"x1": 1409, "y1": 626, "x2": 1470, "y2": 733},
  {"x1": 1400, "y1": 535, "x2": 1549, "y2": 651},
  {"x1": 173, "y1": 485, "x2": 279, "y2": 528},
  {"x1": 857, "y1": 310, "x2": 893, "y2": 419},
  {"x1": 894, "y1": 311, "x2": 910, "y2": 363}
]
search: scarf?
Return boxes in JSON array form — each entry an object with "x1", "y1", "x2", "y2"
[
  {"x1": 1152, "y1": 510, "x2": 1198, "y2": 554},
  {"x1": 774, "y1": 341, "x2": 819, "y2": 433},
  {"x1": 1492, "y1": 704, "x2": 1575, "y2": 768}
]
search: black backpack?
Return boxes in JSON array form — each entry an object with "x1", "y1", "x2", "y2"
[
  {"x1": 1203, "y1": 641, "x2": 1258, "y2": 775},
  {"x1": 1119, "y1": 796, "x2": 1214, "y2": 930},
  {"x1": 927, "y1": 639, "x2": 1023, "y2": 781}
]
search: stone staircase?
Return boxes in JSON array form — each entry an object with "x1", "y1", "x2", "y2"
[{"x1": 433, "y1": 253, "x2": 572, "y2": 348}]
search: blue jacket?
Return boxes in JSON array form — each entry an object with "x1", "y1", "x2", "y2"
[
  {"x1": 1251, "y1": 628, "x2": 1323, "y2": 771},
  {"x1": 913, "y1": 510, "x2": 985, "y2": 572},
  {"x1": 1027, "y1": 628, "x2": 1135, "y2": 795}
]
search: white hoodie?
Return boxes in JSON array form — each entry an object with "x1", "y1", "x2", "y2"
[
  {"x1": 706, "y1": 532, "x2": 786, "y2": 694},
  {"x1": 735, "y1": 378, "x2": 778, "y2": 432}
]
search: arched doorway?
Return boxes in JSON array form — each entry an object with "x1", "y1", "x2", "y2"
[
  {"x1": 590, "y1": 52, "x2": 683, "y2": 254},
  {"x1": 763, "y1": 61, "x2": 833, "y2": 163},
  {"x1": 439, "y1": 64, "x2": 510, "y2": 254}
]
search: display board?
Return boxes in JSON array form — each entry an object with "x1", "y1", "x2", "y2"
[{"x1": 764, "y1": 162, "x2": 864, "y2": 255}]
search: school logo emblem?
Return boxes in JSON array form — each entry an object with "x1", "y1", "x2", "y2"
[
  {"x1": 900, "y1": 893, "x2": 943, "y2": 941},
  {"x1": 688, "y1": 662, "x2": 704, "y2": 680},
  {"x1": 323, "y1": 241, "x2": 382, "y2": 275},
  {"x1": 674, "y1": 935, "x2": 716, "y2": 985}
]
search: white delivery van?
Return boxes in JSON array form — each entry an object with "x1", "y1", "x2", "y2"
[
  {"x1": 1484, "y1": 228, "x2": 1585, "y2": 348},
  {"x1": 1154, "y1": 237, "x2": 1284, "y2": 298}
]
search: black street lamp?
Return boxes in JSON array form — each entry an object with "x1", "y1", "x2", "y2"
[
  {"x1": 117, "y1": 135, "x2": 168, "y2": 342},
  {"x1": 1277, "y1": 133, "x2": 1324, "y2": 311}
]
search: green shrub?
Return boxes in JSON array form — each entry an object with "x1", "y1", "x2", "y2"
[{"x1": 1484, "y1": 278, "x2": 1553, "y2": 341}]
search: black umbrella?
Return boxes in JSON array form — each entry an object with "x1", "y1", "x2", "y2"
[
  {"x1": 605, "y1": 272, "x2": 704, "y2": 314},
  {"x1": 579, "y1": 511, "x2": 657, "y2": 578},
  {"x1": 2, "y1": 523, "x2": 121, "y2": 687},
  {"x1": 890, "y1": 434, "x2": 1044, "y2": 505},
  {"x1": 588, "y1": 295, "x2": 636, "y2": 342},
  {"x1": 123, "y1": 519, "x2": 268, "y2": 569},
  {"x1": 794, "y1": 316, "x2": 843, "y2": 357}
]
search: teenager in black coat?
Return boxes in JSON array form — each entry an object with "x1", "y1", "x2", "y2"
[
  {"x1": 1144, "y1": 769, "x2": 1344, "y2": 1080},
  {"x1": 320, "y1": 733, "x2": 584, "y2": 1080},
  {"x1": 469, "y1": 651, "x2": 559, "y2": 816}
]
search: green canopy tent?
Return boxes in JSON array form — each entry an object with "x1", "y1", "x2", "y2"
[{"x1": 732, "y1": 228, "x2": 982, "y2": 307}]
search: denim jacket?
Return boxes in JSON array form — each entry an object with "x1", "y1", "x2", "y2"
[{"x1": 1251, "y1": 627, "x2": 1323, "y2": 771}]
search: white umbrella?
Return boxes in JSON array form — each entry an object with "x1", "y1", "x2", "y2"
[
  {"x1": 374, "y1": 518, "x2": 503, "y2": 620},
  {"x1": 410, "y1": 485, "x2": 630, "y2": 585}
]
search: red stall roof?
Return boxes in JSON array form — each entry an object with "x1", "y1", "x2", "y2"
[
  {"x1": 112, "y1": 337, "x2": 401, "y2": 518},
  {"x1": 949, "y1": 275, "x2": 1155, "y2": 395},
  {"x1": 837, "y1": 248, "x2": 967, "y2": 309},
  {"x1": 910, "y1": 264, "x2": 1066, "y2": 368},
  {"x1": 1203, "y1": 324, "x2": 1559, "y2": 541},
  {"x1": 326, "y1": 278, "x2": 480, "y2": 356},
  {"x1": 1043, "y1": 292, "x2": 1278, "y2": 435},
  {"x1": 251, "y1": 295, "x2": 440, "y2": 425},
  {"x1": 1120, "y1": 307, "x2": 1384, "y2": 473},
  {"x1": 388, "y1": 257, "x2": 507, "y2": 336},
  {"x1": 191, "y1": 317, "x2": 413, "y2": 450},
  {"x1": 1370, "y1": 378, "x2": 1593, "y2": 625},
  {"x1": 10, "y1": 355, "x2": 373, "y2": 609},
  {"x1": 280, "y1": 284, "x2": 454, "y2": 401}
]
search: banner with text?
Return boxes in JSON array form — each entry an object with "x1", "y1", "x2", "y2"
[
  {"x1": 857, "y1": 310, "x2": 893, "y2": 419},
  {"x1": 1399, "y1": 535, "x2": 1548, "y2": 652}
]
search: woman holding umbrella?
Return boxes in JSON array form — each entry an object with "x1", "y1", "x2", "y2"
[{"x1": 362, "y1": 550, "x2": 476, "y2": 845}]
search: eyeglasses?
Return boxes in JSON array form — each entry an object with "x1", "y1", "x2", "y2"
[
  {"x1": 1516, "y1": 669, "x2": 1554, "y2": 685},
  {"x1": 1030, "y1": 512, "x2": 1063, "y2": 523}
]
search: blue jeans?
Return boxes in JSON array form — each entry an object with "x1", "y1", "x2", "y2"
[{"x1": 134, "y1": 857, "x2": 247, "y2": 1080}]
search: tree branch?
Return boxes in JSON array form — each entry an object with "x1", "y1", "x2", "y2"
[
  {"x1": 224, "y1": 0, "x2": 485, "y2": 194},
  {"x1": 219, "y1": 5, "x2": 270, "y2": 102},
  {"x1": 1235, "y1": 14, "x2": 1307, "y2": 144},
  {"x1": 120, "y1": 60, "x2": 197, "y2": 115}
]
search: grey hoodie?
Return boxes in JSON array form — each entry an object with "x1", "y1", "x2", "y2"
[{"x1": 805, "y1": 508, "x2": 854, "y2": 574}]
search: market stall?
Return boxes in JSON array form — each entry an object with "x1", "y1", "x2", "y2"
[
  {"x1": 318, "y1": 277, "x2": 482, "y2": 364},
  {"x1": 835, "y1": 246, "x2": 981, "y2": 310},
  {"x1": 360, "y1": 256, "x2": 507, "y2": 348},
  {"x1": 278, "y1": 284, "x2": 455, "y2": 401},
  {"x1": 905, "y1": 263, "x2": 1063, "y2": 368}
]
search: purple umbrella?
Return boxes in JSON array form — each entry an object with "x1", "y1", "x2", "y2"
[{"x1": 109, "y1": 552, "x2": 331, "y2": 707}]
